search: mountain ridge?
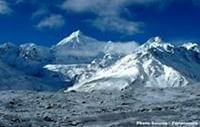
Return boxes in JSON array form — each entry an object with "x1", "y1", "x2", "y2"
[
  {"x1": 67, "y1": 37, "x2": 200, "y2": 92},
  {"x1": 0, "y1": 31, "x2": 139, "y2": 91},
  {"x1": 0, "y1": 32, "x2": 199, "y2": 92}
]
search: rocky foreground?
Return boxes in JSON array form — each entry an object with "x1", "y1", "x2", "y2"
[{"x1": 0, "y1": 86, "x2": 200, "y2": 127}]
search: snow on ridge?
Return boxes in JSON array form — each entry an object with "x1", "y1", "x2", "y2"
[
  {"x1": 181, "y1": 42, "x2": 200, "y2": 52},
  {"x1": 182, "y1": 42, "x2": 198, "y2": 49}
]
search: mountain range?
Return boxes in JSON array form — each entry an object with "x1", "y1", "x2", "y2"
[
  {"x1": 0, "y1": 31, "x2": 200, "y2": 92},
  {"x1": 0, "y1": 30, "x2": 138, "y2": 91}
]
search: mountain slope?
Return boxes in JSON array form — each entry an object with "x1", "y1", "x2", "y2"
[{"x1": 67, "y1": 37, "x2": 200, "y2": 92}]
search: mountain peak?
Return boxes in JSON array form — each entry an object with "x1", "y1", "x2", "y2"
[
  {"x1": 143, "y1": 36, "x2": 165, "y2": 48},
  {"x1": 147, "y1": 36, "x2": 162, "y2": 44},
  {"x1": 182, "y1": 42, "x2": 198, "y2": 49},
  {"x1": 0, "y1": 42, "x2": 16, "y2": 48},
  {"x1": 56, "y1": 30, "x2": 83, "y2": 46},
  {"x1": 181, "y1": 42, "x2": 200, "y2": 52},
  {"x1": 71, "y1": 30, "x2": 82, "y2": 37},
  {"x1": 139, "y1": 37, "x2": 175, "y2": 54},
  {"x1": 20, "y1": 43, "x2": 36, "y2": 48}
]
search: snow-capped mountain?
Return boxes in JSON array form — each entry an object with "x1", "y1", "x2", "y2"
[
  {"x1": 44, "y1": 47, "x2": 137, "y2": 87},
  {"x1": 52, "y1": 30, "x2": 106, "y2": 64},
  {"x1": 52, "y1": 30, "x2": 138, "y2": 64},
  {"x1": 67, "y1": 37, "x2": 200, "y2": 92},
  {"x1": 44, "y1": 30, "x2": 139, "y2": 85}
]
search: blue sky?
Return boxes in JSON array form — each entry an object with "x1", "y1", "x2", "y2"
[{"x1": 0, "y1": 0, "x2": 200, "y2": 46}]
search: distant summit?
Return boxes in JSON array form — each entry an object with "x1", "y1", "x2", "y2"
[{"x1": 56, "y1": 30, "x2": 83, "y2": 46}]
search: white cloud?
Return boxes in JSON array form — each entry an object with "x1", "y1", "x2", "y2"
[
  {"x1": 105, "y1": 41, "x2": 140, "y2": 54},
  {"x1": 61, "y1": 0, "x2": 162, "y2": 35},
  {"x1": 36, "y1": 14, "x2": 65, "y2": 30},
  {"x1": 32, "y1": 8, "x2": 49, "y2": 19},
  {"x1": 0, "y1": 0, "x2": 12, "y2": 15},
  {"x1": 61, "y1": 0, "x2": 161, "y2": 15},
  {"x1": 92, "y1": 16, "x2": 143, "y2": 35}
]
